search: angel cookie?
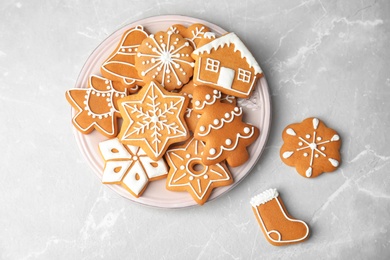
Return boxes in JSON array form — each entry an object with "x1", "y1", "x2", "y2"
[
  {"x1": 193, "y1": 86, "x2": 259, "y2": 167},
  {"x1": 134, "y1": 31, "x2": 195, "y2": 91},
  {"x1": 99, "y1": 138, "x2": 168, "y2": 197},
  {"x1": 165, "y1": 137, "x2": 233, "y2": 205},
  {"x1": 117, "y1": 81, "x2": 190, "y2": 161},
  {"x1": 280, "y1": 117, "x2": 341, "y2": 178},
  {"x1": 66, "y1": 75, "x2": 127, "y2": 138},
  {"x1": 101, "y1": 25, "x2": 148, "y2": 89}
]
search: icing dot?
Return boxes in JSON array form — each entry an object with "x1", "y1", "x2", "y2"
[
  {"x1": 180, "y1": 165, "x2": 185, "y2": 170},
  {"x1": 189, "y1": 176, "x2": 194, "y2": 181},
  {"x1": 315, "y1": 154, "x2": 319, "y2": 158},
  {"x1": 197, "y1": 114, "x2": 201, "y2": 118},
  {"x1": 102, "y1": 93, "x2": 106, "y2": 97},
  {"x1": 186, "y1": 154, "x2": 191, "y2": 159},
  {"x1": 303, "y1": 153, "x2": 308, "y2": 157},
  {"x1": 317, "y1": 136, "x2": 322, "y2": 141},
  {"x1": 224, "y1": 113, "x2": 230, "y2": 118},
  {"x1": 132, "y1": 156, "x2": 138, "y2": 160},
  {"x1": 306, "y1": 134, "x2": 311, "y2": 139},
  {"x1": 321, "y1": 146, "x2": 326, "y2": 151},
  {"x1": 115, "y1": 93, "x2": 119, "y2": 97},
  {"x1": 107, "y1": 93, "x2": 111, "y2": 97},
  {"x1": 209, "y1": 148, "x2": 216, "y2": 155},
  {"x1": 106, "y1": 86, "x2": 110, "y2": 90},
  {"x1": 199, "y1": 126, "x2": 206, "y2": 132},
  {"x1": 96, "y1": 92, "x2": 101, "y2": 96},
  {"x1": 244, "y1": 127, "x2": 250, "y2": 134},
  {"x1": 213, "y1": 119, "x2": 219, "y2": 125},
  {"x1": 298, "y1": 142, "x2": 303, "y2": 146},
  {"x1": 203, "y1": 175, "x2": 209, "y2": 179},
  {"x1": 225, "y1": 139, "x2": 232, "y2": 145},
  {"x1": 105, "y1": 80, "x2": 109, "y2": 84},
  {"x1": 121, "y1": 48, "x2": 125, "y2": 52},
  {"x1": 128, "y1": 48, "x2": 132, "y2": 52},
  {"x1": 213, "y1": 90, "x2": 219, "y2": 95},
  {"x1": 194, "y1": 100, "x2": 201, "y2": 107},
  {"x1": 234, "y1": 107, "x2": 240, "y2": 112},
  {"x1": 92, "y1": 91, "x2": 96, "y2": 95}
]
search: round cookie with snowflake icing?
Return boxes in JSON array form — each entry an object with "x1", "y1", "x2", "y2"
[
  {"x1": 135, "y1": 31, "x2": 195, "y2": 91},
  {"x1": 280, "y1": 117, "x2": 341, "y2": 178}
]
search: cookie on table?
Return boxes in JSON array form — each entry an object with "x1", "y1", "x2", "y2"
[
  {"x1": 117, "y1": 80, "x2": 190, "y2": 161},
  {"x1": 99, "y1": 138, "x2": 168, "y2": 198},
  {"x1": 65, "y1": 75, "x2": 127, "y2": 138},
  {"x1": 165, "y1": 137, "x2": 233, "y2": 205},
  {"x1": 192, "y1": 85, "x2": 260, "y2": 167},
  {"x1": 280, "y1": 117, "x2": 341, "y2": 178},
  {"x1": 134, "y1": 31, "x2": 195, "y2": 91},
  {"x1": 101, "y1": 25, "x2": 149, "y2": 89},
  {"x1": 167, "y1": 23, "x2": 211, "y2": 49},
  {"x1": 192, "y1": 32, "x2": 263, "y2": 98},
  {"x1": 250, "y1": 189, "x2": 310, "y2": 246}
]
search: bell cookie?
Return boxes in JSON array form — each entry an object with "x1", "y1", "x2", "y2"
[
  {"x1": 167, "y1": 23, "x2": 211, "y2": 49},
  {"x1": 165, "y1": 137, "x2": 233, "y2": 205},
  {"x1": 117, "y1": 80, "x2": 190, "y2": 161},
  {"x1": 192, "y1": 86, "x2": 259, "y2": 167},
  {"x1": 180, "y1": 80, "x2": 236, "y2": 133},
  {"x1": 99, "y1": 138, "x2": 168, "y2": 198},
  {"x1": 101, "y1": 25, "x2": 148, "y2": 89},
  {"x1": 192, "y1": 32, "x2": 263, "y2": 98},
  {"x1": 66, "y1": 75, "x2": 127, "y2": 138},
  {"x1": 135, "y1": 31, "x2": 195, "y2": 91},
  {"x1": 250, "y1": 189, "x2": 310, "y2": 246},
  {"x1": 280, "y1": 117, "x2": 341, "y2": 178}
]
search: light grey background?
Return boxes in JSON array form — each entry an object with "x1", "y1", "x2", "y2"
[{"x1": 1, "y1": 0, "x2": 389, "y2": 259}]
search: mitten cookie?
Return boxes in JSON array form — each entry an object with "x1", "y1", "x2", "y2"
[
  {"x1": 165, "y1": 137, "x2": 233, "y2": 205},
  {"x1": 66, "y1": 75, "x2": 127, "y2": 138},
  {"x1": 250, "y1": 189, "x2": 310, "y2": 246},
  {"x1": 192, "y1": 86, "x2": 259, "y2": 167},
  {"x1": 135, "y1": 31, "x2": 195, "y2": 91},
  {"x1": 117, "y1": 81, "x2": 190, "y2": 161},
  {"x1": 101, "y1": 25, "x2": 148, "y2": 88},
  {"x1": 280, "y1": 117, "x2": 341, "y2": 178}
]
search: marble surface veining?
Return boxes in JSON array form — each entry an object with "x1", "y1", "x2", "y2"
[{"x1": 0, "y1": 0, "x2": 389, "y2": 259}]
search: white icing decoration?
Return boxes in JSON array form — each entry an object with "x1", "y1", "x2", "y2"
[
  {"x1": 312, "y1": 118, "x2": 319, "y2": 129},
  {"x1": 102, "y1": 160, "x2": 132, "y2": 183},
  {"x1": 250, "y1": 188, "x2": 278, "y2": 207},
  {"x1": 282, "y1": 151, "x2": 294, "y2": 159},
  {"x1": 306, "y1": 167, "x2": 312, "y2": 177},
  {"x1": 225, "y1": 139, "x2": 232, "y2": 145},
  {"x1": 286, "y1": 128, "x2": 296, "y2": 136},
  {"x1": 328, "y1": 158, "x2": 339, "y2": 167},
  {"x1": 193, "y1": 90, "x2": 221, "y2": 110},
  {"x1": 99, "y1": 138, "x2": 131, "y2": 160},
  {"x1": 331, "y1": 135, "x2": 340, "y2": 141},
  {"x1": 197, "y1": 107, "x2": 242, "y2": 137},
  {"x1": 209, "y1": 148, "x2": 216, "y2": 155},
  {"x1": 121, "y1": 161, "x2": 148, "y2": 195}
]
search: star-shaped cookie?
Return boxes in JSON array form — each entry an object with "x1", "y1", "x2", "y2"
[
  {"x1": 117, "y1": 80, "x2": 190, "y2": 161},
  {"x1": 165, "y1": 137, "x2": 233, "y2": 205}
]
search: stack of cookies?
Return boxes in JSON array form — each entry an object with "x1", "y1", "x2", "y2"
[{"x1": 66, "y1": 23, "x2": 263, "y2": 205}]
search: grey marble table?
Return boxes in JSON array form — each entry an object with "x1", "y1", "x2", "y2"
[{"x1": 1, "y1": 0, "x2": 389, "y2": 259}]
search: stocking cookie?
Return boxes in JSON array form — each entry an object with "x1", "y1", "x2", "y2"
[
  {"x1": 192, "y1": 86, "x2": 259, "y2": 167},
  {"x1": 66, "y1": 75, "x2": 127, "y2": 138},
  {"x1": 135, "y1": 31, "x2": 195, "y2": 91},
  {"x1": 101, "y1": 25, "x2": 149, "y2": 89},
  {"x1": 167, "y1": 23, "x2": 210, "y2": 49},
  {"x1": 117, "y1": 81, "x2": 190, "y2": 161},
  {"x1": 280, "y1": 117, "x2": 341, "y2": 178},
  {"x1": 165, "y1": 137, "x2": 233, "y2": 205},
  {"x1": 180, "y1": 81, "x2": 236, "y2": 133},
  {"x1": 99, "y1": 138, "x2": 168, "y2": 197},
  {"x1": 250, "y1": 189, "x2": 310, "y2": 246},
  {"x1": 192, "y1": 32, "x2": 263, "y2": 98}
]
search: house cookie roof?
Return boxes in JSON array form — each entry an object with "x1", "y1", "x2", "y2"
[{"x1": 192, "y1": 32, "x2": 262, "y2": 75}]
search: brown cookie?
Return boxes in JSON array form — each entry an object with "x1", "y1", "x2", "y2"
[{"x1": 167, "y1": 23, "x2": 211, "y2": 49}]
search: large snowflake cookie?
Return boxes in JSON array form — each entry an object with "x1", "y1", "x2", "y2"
[
  {"x1": 192, "y1": 32, "x2": 263, "y2": 98},
  {"x1": 192, "y1": 86, "x2": 260, "y2": 167},
  {"x1": 280, "y1": 117, "x2": 341, "y2": 178},
  {"x1": 165, "y1": 137, "x2": 233, "y2": 205},
  {"x1": 65, "y1": 75, "x2": 127, "y2": 138},
  {"x1": 117, "y1": 80, "x2": 190, "y2": 161},
  {"x1": 101, "y1": 25, "x2": 149, "y2": 89},
  {"x1": 99, "y1": 138, "x2": 168, "y2": 198},
  {"x1": 134, "y1": 31, "x2": 195, "y2": 91}
]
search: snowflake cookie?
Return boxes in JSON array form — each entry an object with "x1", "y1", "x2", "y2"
[
  {"x1": 99, "y1": 138, "x2": 168, "y2": 197},
  {"x1": 134, "y1": 31, "x2": 195, "y2": 91},
  {"x1": 117, "y1": 80, "x2": 190, "y2": 161},
  {"x1": 280, "y1": 117, "x2": 341, "y2": 178},
  {"x1": 167, "y1": 23, "x2": 211, "y2": 49},
  {"x1": 65, "y1": 75, "x2": 127, "y2": 138},
  {"x1": 165, "y1": 137, "x2": 233, "y2": 205}
]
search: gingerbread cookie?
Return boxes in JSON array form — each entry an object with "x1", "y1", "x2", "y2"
[
  {"x1": 167, "y1": 23, "x2": 210, "y2": 49},
  {"x1": 180, "y1": 80, "x2": 236, "y2": 133},
  {"x1": 101, "y1": 25, "x2": 148, "y2": 89},
  {"x1": 280, "y1": 117, "x2": 341, "y2": 178},
  {"x1": 192, "y1": 32, "x2": 263, "y2": 98},
  {"x1": 134, "y1": 31, "x2": 195, "y2": 91},
  {"x1": 66, "y1": 75, "x2": 127, "y2": 138},
  {"x1": 117, "y1": 80, "x2": 190, "y2": 161},
  {"x1": 192, "y1": 86, "x2": 259, "y2": 167},
  {"x1": 99, "y1": 138, "x2": 168, "y2": 197},
  {"x1": 251, "y1": 189, "x2": 310, "y2": 246},
  {"x1": 165, "y1": 137, "x2": 233, "y2": 205}
]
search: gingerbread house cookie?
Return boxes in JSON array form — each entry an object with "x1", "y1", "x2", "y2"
[{"x1": 192, "y1": 32, "x2": 263, "y2": 98}]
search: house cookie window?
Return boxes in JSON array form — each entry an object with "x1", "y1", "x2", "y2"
[
  {"x1": 205, "y1": 58, "x2": 220, "y2": 73},
  {"x1": 237, "y1": 68, "x2": 251, "y2": 83}
]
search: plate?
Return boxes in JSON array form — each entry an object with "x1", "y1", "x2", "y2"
[{"x1": 72, "y1": 15, "x2": 271, "y2": 208}]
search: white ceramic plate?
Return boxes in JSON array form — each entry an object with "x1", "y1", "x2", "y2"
[{"x1": 72, "y1": 15, "x2": 271, "y2": 208}]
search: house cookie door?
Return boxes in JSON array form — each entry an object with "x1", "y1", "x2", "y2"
[{"x1": 217, "y1": 67, "x2": 235, "y2": 90}]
